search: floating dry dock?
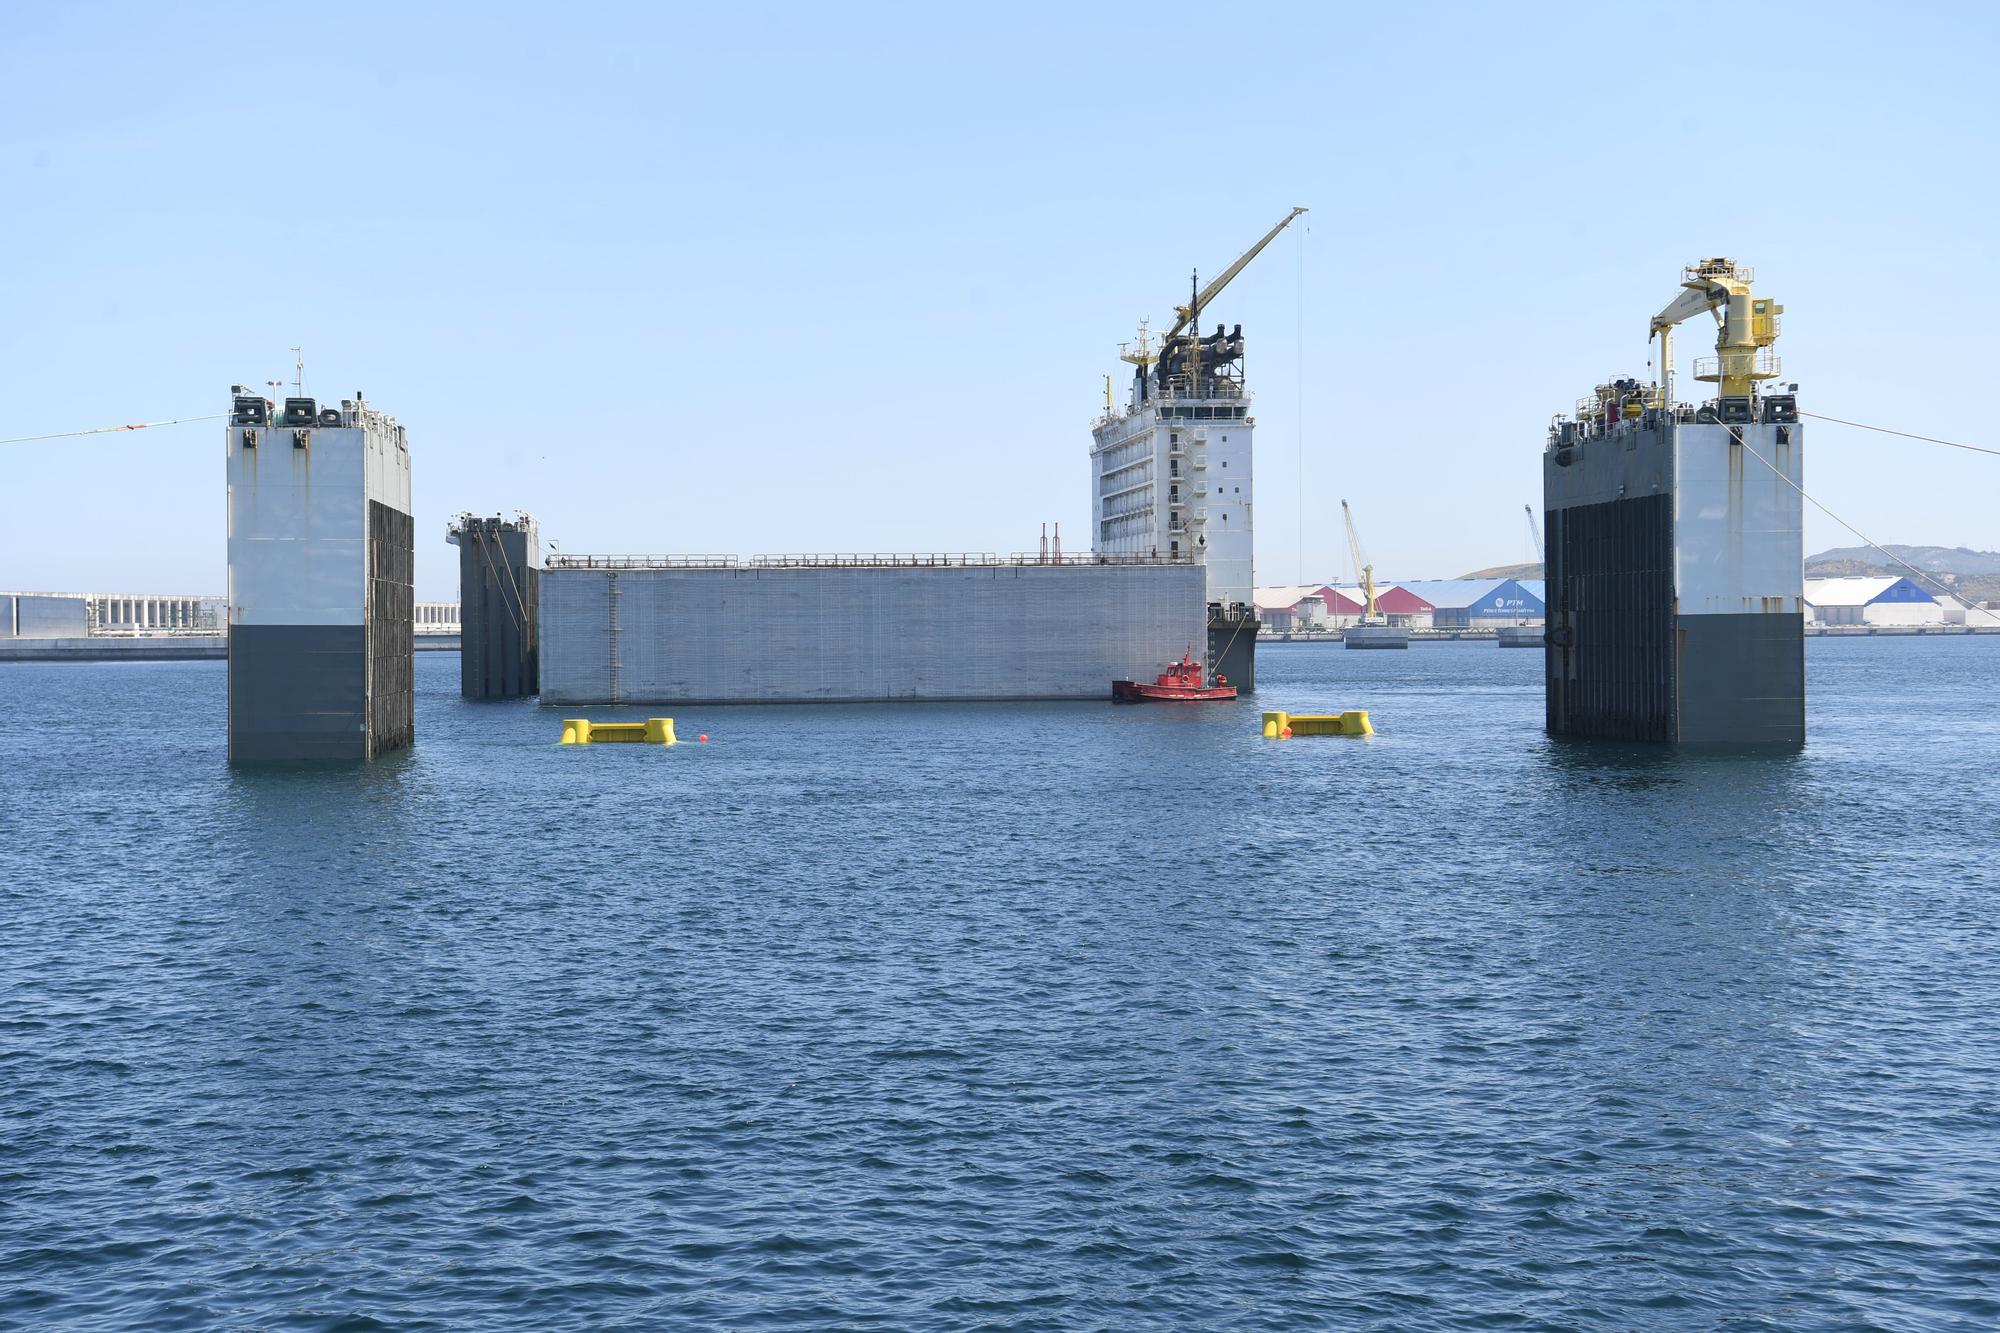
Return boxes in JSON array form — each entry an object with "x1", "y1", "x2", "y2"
[
  {"x1": 1544, "y1": 259, "x2": 1804, "y2": 745},
  {"x1": 225, "y1": 389, "x2": 414, "y2": 762},
  {"x1": 537, "y1": 553, "x2": 1205, "y2": 705}
]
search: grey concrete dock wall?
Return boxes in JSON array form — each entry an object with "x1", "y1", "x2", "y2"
[{"x1": 539, "y1": 563, "x2": 1208, "y2": 704}]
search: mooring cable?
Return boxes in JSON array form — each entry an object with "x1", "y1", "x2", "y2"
[
  {"x1": 1734, "y1": 434, "x2": 1980, "y2": 611},
  {"x1": 0, "y1": 415, "x2": 223, "y2": 446},
  {"x1": 1799, "y1": 411, "x2": 2000, "y2": 459}
]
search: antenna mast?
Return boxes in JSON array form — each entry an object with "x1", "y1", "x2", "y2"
[{"x1": 1188, "y1": 269, "x2": 1201, "y2": 395}]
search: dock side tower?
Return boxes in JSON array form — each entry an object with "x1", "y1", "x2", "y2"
[
  {"x1": 225, "y1": 388, "x2": 414, "y2": 761},
  {"x1": 448, "y1": 512, "x2": 541, "y2": 699},
  {"x1": 1091, "y1": 208, "x2": 1306, "y2": 689},
  {"x1": 1543, "y1": 259, "x2": 1804, "y2": 744}
]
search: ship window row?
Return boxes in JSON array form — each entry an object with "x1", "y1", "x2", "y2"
[
  {"x1": 1099, "y1": 454, "x2": 1153, "y2": 483},
  {"x1": 1099, "y1": 521, "x2": 1147, "y2": 545},
  {"x1": 1092, "y1": 431, "x2": 1151, "y2": 463},
  {"x1": 1097, "y1": 439, "x2": 1151, "y2": 473},
  {"x1": 1160, "y1": 405, "x2": 1248, "y2": 420}
]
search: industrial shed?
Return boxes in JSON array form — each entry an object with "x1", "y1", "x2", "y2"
[
  {"x1": 1394, "y1": 579, "x2": 1546, "y2": 628},
  {"x1": 1803, "y1": 576, "x2": 1942, "y2": 626},
  {"x1": 1253, "y1": 586, "x2": 1327, "y2": 632},
  {"x1": 1308, "y1": 586, "x2": 1368, "y2": 627},
  {"x1": 1367, "y1": 585, "x2": 1437, "y2": 628},
  {"x1": 0, "y1": 594, "x2": 89, "y2": 639}
]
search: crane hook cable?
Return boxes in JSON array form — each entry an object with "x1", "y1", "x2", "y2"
[
  {"x1": 1799, "y1": 411, "x2": 2000, "y2": 459},
  {"x1": 1734, "y1": 434, "x2": 1982, "y2": 612},
  {"x1": 0, "y1": 414, "x2": 223, "y2": 446}
]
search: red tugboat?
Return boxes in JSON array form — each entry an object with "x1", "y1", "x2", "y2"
[{"x1": 1112, "y1": 649, "x2": 1238, "y2": 703}]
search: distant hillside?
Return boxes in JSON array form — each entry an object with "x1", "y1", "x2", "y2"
[
  {"x1": 1458, "y1": 562, "x2": 1542, "y2": 580},
  {"x1": 1806, "y1": 544, "x2": 2000, "y2": 606},
  {"x1": 1806, "y1": 544, "x2": 2000, "y2": 576}
]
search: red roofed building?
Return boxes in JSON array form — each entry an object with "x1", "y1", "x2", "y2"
[
  {"x1": 1307, "y1": 586, "x2": 1368, "y2": 628},
  {"x1": 1370, "y1": 585, "x2": 1436, "y2": 628}
]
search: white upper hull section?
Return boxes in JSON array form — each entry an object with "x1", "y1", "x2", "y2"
[
  {"x1": 1673, "y1": 421, "x2": 1803, "y2": 617},
  {"x1": 226, "y1": 410, "x2": 412, "y2": 628}
]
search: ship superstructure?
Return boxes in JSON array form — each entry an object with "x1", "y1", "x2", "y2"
[
  {"x1": 1090, "y1": 321, "x2": 1256, "y2": 601},
  {"x1": 1543, "y1": 258, "x2": 1804, "y2": 744},
  {"x1": 1090, "y1": 208, "x2": 1306, "y2": 689}
]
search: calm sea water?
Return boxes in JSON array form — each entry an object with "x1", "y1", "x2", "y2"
[{"x1": 2, "y1": 638, "x2": 1997, "y2": 1330}]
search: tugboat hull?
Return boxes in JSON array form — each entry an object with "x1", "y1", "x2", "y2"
[
  {"x1": 1111, "y1": 648, "x2": 1239, "y2": 702},
  {"x1": 1112, "y1": 680, "x2": 1238, "y2": 703}
]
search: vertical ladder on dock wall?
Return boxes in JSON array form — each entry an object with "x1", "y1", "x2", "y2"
[{"x1": 606, "y1": 572, "x2": 622, "y2": 704}]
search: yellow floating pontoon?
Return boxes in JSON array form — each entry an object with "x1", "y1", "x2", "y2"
[
  {"x1": 1261, "y1": 709, "x2": 1372, "y2": 738},
  {"x1": 560, "y1": 718, "x2": 677, "y2": 745}
]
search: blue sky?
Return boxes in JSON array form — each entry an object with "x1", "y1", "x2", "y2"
[{"x1": 3, "y1": 1, "x2": 1994, "y2": 598}]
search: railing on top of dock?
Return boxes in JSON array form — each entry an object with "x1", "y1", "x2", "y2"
[
  {"x1": 1004, "y1": 552, "x2": 1193, "y2": 566},
  {"x1": 546, "y1": 554, "x2": 740, "y2": 569},
  {"x1": 543, "y1": 552, "x2": 1197, "y2": 571},
  {"x1": 752, "y1": 553, "x2": 1000, "y2": 568}
]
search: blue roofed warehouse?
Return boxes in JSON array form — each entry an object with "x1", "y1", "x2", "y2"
[{"x1": 1392, "y1": 578, "x2": 1545, "y2": 628}]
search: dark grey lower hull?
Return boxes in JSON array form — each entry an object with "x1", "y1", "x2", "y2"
[
  {"x1": 228, "y1": 624, "x2": 371, "y2": 762},
  {"x1": 368, "y1": 502, "x2": 416, "y2": 754},
  {"x1": 1209, "y1": 606, "x2": 1258, "y2": 692},
  {"x1": 1545, "y1": 493, "x2": 1675, "y2": 740},
  {"x1": 456, "y1": 521, "x2": 539, "y2": 699},
  {"x1": 1677, "y1": 612, "x2": 1804, "y2": 745},
  {"x1": 1545, "y1": 493, "x2": 1802, "y2": 746}
]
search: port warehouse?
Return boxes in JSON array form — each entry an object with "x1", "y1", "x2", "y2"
[
  {"x1": 1258, "y1": 575, "x2": 2000, "y2": 632},
  {"x1": 0, "y1": 592, "x2": 458, "y2": 641},
  {"x1": 538, "y1": 555, "x2": 1206, "y2": 705},
  {"x1": 1803, "y1": 576, "x2": 2000, "y2": 627},
  {"x1": 1255, "y1": 578, "x2": 1547, "y2": 631},
  {"x1": 1, "y1": 592, "x2": 223, "y2": 636},
  {"x1": 0, "y1": 591, "x2": 459, "y2": 636},
  {"x1": 1, "y1": 585, "x2": 457, "y2": 666}
]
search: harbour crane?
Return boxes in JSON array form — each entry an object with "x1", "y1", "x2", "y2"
[
  {"x1": 1341, "y1": 499, "x2": 1385, "y2": 625},
  {"x1": 1648, "y1": 258, "x2": 1783, "y2": 406},
  {"x1": 1121, "y1": 206, "x2": 1309, "y2": 378},
  {"x1": 1524, "y1": 504, "x2": 1543, "y2": 564}
]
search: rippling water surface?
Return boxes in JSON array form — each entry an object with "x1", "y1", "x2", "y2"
[{"x1": 2, "y1": 638, "x2": 1997, "y2": 1330}]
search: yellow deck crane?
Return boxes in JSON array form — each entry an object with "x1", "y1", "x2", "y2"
[
  {"x1": 1649, "y1": 258, "x2": 1783, "y2": 408},
  {"x1": 1121, "y1": 206, "x2": 1309, "y2": 384},
  {"x1": 1341, "y1": 499, "x2": 1385, "y2": 625}
]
